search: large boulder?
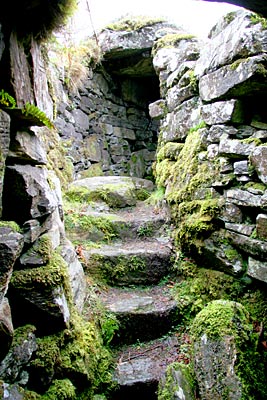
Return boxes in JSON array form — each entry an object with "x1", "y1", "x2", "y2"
[{"x1": 191, "y1": 300, "x2": 266, "y2": 399}]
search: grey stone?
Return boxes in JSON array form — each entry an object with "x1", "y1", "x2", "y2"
[
  {"x1": 162, "y1": 97, "x2": 202, "y2": 142},
  {"x1": 71, "y1": 109, "x2": 89, "y2": 132},
  {"x1": 60, "y1": 240, "x2": 87, "y2": 313},
  {"x1": 225, "y1": 223, "x2": 255, "y2": 236},
  {"x1": 202, "y1": 230, "x2": 244, "y2": 275},
  {"x1": 227, "y1": 231, "x2": 267, "y2": 260},
  {"x1": 201, "y1": 100, "x2": 244, "y2": 125},
  {"x1": 149, "y1": 100, "x2": 167, "y2": 120},
  {"x1": 70, "y1": 176, "x2": 154, "y2": 208},
  {"x1": 0, "y1": 110, "x2": 11, "y2": 217},
  {"x1": 166, "y1": 77, "x2": 197, "y2": 111},
  {"x1": 99, "y1": 22, "x2": 181, "y2": 59},
  {"x1": 233, "y1": 160, "x2": 249, "y2": 175},
  {"x1": 0, "y1": 325, "x2": 37, "y2": 383},
  {"x1": 199, "y1": 55, "x2": 267, "y2": 102},
  {"x1": 226, "y1": 188, "x2": 261, "y2": 207},
  {"x1": 8, "y1": 128, "x2": 47, "y2": 164},
  {"x1": 0, "y1": 226, "x2": 24, "y2": 304},
  {"x1": 250, "y1": 146, "x2": 267, "y2": 184},
  {"x1": 256, "y1": 213, "x2": 267, "y2": 240},
  {"x1": 113, "y1": 336, "x2": 180, "y2": 390},
  {"x1": 0, "y1": 299, "x2": 13, "y2": 361},
  {"x1": 83, "y1": 134, "x2": 102, "y2": 162},
  {"x1": 247, "y1": 257, "x2": 267, "y2": 283},
  {"x1": 207, "y1": 125, "x2": 238, "y2": 143},
  {"x1": 84, "y1": 238, "x2": 172, "y2": 286},
  {"x1": 3, "y1": 165, "x2": 58, "y2": 225},
  {"x1": 99, "y1": 286, "x2": 178, "y2": 344},
  {"x1": 195, "y1": 10, "x2": 267, "y2": 77}
]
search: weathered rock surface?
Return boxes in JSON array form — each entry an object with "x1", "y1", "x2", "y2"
[
  {"x1": 112, "y1": 336, "x2": 181, "y2": 399},
  {"x1": 84, "y1": 238, "x2": 173, "y2": 286},
  {"x1": 99, "y1": 285, "x2": 178, "y2": 344},
  {"x1": 191, "y1": 300, "x2": 251, "y2": 400},
  {"x1": 0, "y1": 299, "x2": 13, "y2": 361},
  {"x1": 70, "y1": 176, "x2": 154, "y2": 208},
  {"x1": 2, "y1": 165, "x2": 58, "y2": 224},
  {"x1": 195, "y1": 10, "x2": 267, "y2": 77}
]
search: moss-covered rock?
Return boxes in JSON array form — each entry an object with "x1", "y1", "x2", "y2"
[
  {"x1": 191, "y1": 300, "x2": 267, "y2": 399},
  {"x1": 158, "y1": 362, "x2": 195, "y2": 400}
]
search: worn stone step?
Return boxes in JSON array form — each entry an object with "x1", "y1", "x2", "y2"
[
  {"x1": 110, "y1": 335, "x2": 181, "y2": 400},
  {"x1": 83, "y1": 238, "x2": 173, "y2": 286},
  {"x1": 99, "y1": 285, "x2": 178, "y2": 345},
  {"x1": 69, "y1": 176, "x2": 155, "y2": 208},
  {"x1": 66, "y1": 200, "x2": 170, "y2": 243}
]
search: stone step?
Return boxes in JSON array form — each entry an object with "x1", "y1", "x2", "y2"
[
  {"x1": 99, "y1": 285, "x2": 178, "y2": 345},
  {"x1": 83, "y1": 238, "x2": 173, "y2": 286},
  {"x1": 66, "y1": 201, "x2": 170, "y2": 243},
  {"x1": 110, "y1": 335, "x2": 181, "y2": 400},
  {"x1": 69, "y1": 176, "x2": 155, "y2": 208}
]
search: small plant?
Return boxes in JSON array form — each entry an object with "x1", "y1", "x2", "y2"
[
  {"x1": 137, "y1": 222, "x2": 153, "y2": 237},
  {"x1": 145, "y1": 186, "x2": 165, "y2": 206},
  {"x1": 22, "y1": 102, "x2": 54, "y2": 129},
  {"x1": 0, "y1": 89, "x2": 16, "y2": 108},
  {"x1": 0, "y1": 89, "x2": 54, "y2": 129},
  {"x1": 189, "y1": 120, "x2": 206, "y2": 133},
  {"x1": 250, "y1": 13, "x2": 267, "y2": 29}
]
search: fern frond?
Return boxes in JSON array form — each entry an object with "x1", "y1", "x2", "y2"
[{"x1": 22, "y1": 103, "x2": 54, "y2": 129}]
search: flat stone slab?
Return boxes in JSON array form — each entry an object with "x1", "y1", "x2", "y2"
[
  {"x1": 111, "y1": 335, "x2": 184, "y2": 398},
  {"x1": 70, "y1": 176, "x2": 154, "y2": 208},
  {"x1": 99, "y1": 285, "x2": 178, "y2": 344},
  {"x1": 83, "y1": 238, "x2": 173, "y2": 286},
  {"x1": 68, "y1": 201, "x2": 170, "y2": 243}
]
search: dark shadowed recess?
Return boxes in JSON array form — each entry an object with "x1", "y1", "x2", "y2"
[{"x1": 202, "y1": 0, "x2": 267, "y2": 18}]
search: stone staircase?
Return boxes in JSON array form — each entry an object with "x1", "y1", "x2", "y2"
[{"x1": 67, "y1": 177, "x2": 182, "y2": 399}]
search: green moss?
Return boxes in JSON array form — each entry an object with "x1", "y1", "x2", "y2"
[
  {"x1": 223, "y1": 11, "x2": 237, "y2": 25},
  {"x1": 191, "y1": 299, "x2": 267, "y2": 399},
  {"x1": 41, "y1": 379, "x2": 76, "y2": 399},
  {"x1": 173, "y1": 198, "x2": 222, "y2": 252},
  {"x1": 30, "y1": 334, "x2": 61, "y2": 391},
  {"x1": 250, "y1": 13, "x2": 267, "y2": 29},
  {"x1": 135, "y1": 188, "x2": 150, "y2": 201},
  {"x1": 152, "y1": 33, "x2": 196, "y2": 55},
  {"x1": 170, "y1": 260, "x2": 244, "y2": 323},
  {"x1": 39, "y1": 128, "x2": 73, "y2": 191},
  {"x1": 145, "y1": 186, "x2": 166, "y2": 206},
  {"x1": 86, "y1": 254, "x2": 146, "y2": 285},
  {"x1": 59, "y1": 314, "x2": 113, "y2": 393},
  {"x1": 23, "y1": 234, "x2": 53, "y2": 264},
  {"x1": 106, "y1": 15, "x2": 166, "y2": 31},
  {"x1": 11, "y1": 252, "x2": 70, "y2": 293},
  {"x1": 12, "y1": 324, "x2": 37, "y2": 347},
  {"x1": 190, "y1": 299, "x2": 251, "y2": 341},
  {"x1": 188, "y1": 70, "x2": 198, "y2": 91},
  {"x1": 30, "y1": 311, "x2": 114, "y2": 399},
  {"x1": 244, "y1": 181, "x2": 266, "y2": 192},
  {"x1": 163, "y1": 130, "x2": 219, "y2": 204},
  {"x1": 158, "y1": 362, "x2": 195, "y2": 400},
  {"x1": 0, "y1": 220, "x2": 21, "y2": 232},
  {"x1": 156, "y1": 142, "x2": 184, "y2": 162},
  {"x1": 155, "y1": 159, "x2": 175, "y2": 188},
  {"x1": 230, "y1": 59, "x2": 245, "y2": 70},
  {"x1": 64, "y1": 212, "x2": 118, "y2": 243},
  {"x1": 242, "y1": 137, "x2": 262, "y2": 146}
]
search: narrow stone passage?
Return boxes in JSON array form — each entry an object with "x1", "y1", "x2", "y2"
[{"x1": 70, "y1": 176, "x2": 183, "y2": 398}]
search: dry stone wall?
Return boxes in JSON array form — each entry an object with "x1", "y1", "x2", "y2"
[{"x1": 151, "y1": 9, "x2": 267, "y2": 284}]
